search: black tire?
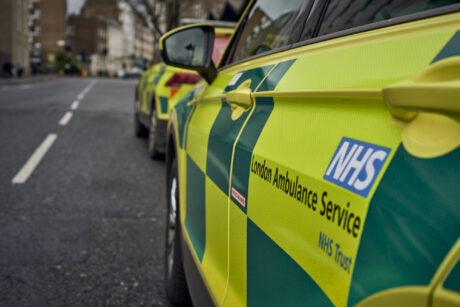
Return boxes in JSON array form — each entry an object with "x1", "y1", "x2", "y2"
[
  {"x1": 165, "y1": 159, "x2": 192, "y2": 306},
  {"x1": 148, "y1": 109, "x2": 162, "y2": 159}
]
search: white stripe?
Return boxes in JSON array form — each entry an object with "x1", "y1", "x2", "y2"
[
  {"x1": 70, "y1": 100, "x2": 79, "y2": 110},
  {"x1": 12, "y1": 134, "x2": 58, "y2": 184},
  {"x1": 77, "y1": 80, "x2": 96, "y2": 100},
  {"x1": 59, "y1": 112, "x2": 73, "y2": 126}
]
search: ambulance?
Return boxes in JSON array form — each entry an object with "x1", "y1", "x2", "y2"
[
  {"x1": 134, "y1": 21, "x2": 234, "y2": 159},
  {"x1": 161, "y1": 0, "x2": 460, "y2": 306}
]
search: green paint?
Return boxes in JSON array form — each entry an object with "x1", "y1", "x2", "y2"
[
  {"x1": 431, "y1": 31, "x2": 460, "y2": 63},
  {"x1": 247, "y1": 218, "x2": 333, "y2": 306},
  {"x1": 153, "y1": 69, "x2": 165, "y2": 86},
  {"x1": 231, "y1": 60, "x2": 296, "y2": 212},
  {"x1": 231, "y1": 97, "x2": 274, "y2": 214},
  {"x1": 348, "y1": 146, "x2": 460, "y2": 306},
  {"x1": 224, "y1": 64, "x2": 274, "y2": 93},
  {"x1": 159, "y1": 96, "x2": 168, "y2": 114},
  {"x1": 444, "y1": 259, "x2": 460, "y2": 293},
  {"x1": 185, "y1": 154, "x2": 206, "y2": 262},
  {"x1": 206, "y1": 101, "x2": 250, "y2": 195},
  {"x1": 174, "y1": 90, "x2": 195, "y2": 148},
  {"x1": 206, "y1": 64, "x2": 279, "y2": 196},
  {"x1": 257, "y1": 59, "x2": 295, "y2": 92}
]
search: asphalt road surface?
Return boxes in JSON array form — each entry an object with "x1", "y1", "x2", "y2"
[{"x1": 0, "y1": 78, "x2": 169, "y2": 306}]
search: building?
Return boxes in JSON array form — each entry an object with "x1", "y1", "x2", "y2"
[
  {"x1": 67, "y1": 14, "x2": 106, "y2": 75},
  {"x1": 0, "y1": 0, "x2": 29, "y2": 77},
  {"x1": 29, "y1": 0, "x2": 67, "y2": 71},
  {"x1": 80, "y1": 0, "x2": 154, "y2": 70},
  {"x1": 105, "y1": 19, "x2": 124, "y2": 72},
  {"x1": 67, "y1": 15, "x2": 107, "y2": 57},
  {"x1": 81, "y1": 0, "x2": 120, "y2": 20},
  {"x1": 119, "y1": 1, "x2": 134, "y2": 59},
  {"x1": 134, "y1": 16, "x2": 154, "y2": 65}
]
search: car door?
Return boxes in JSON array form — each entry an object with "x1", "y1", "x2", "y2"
[
  {"x1": 179, "y1": 1, "x2": 310, "y2": 305},
  {"x1": 225, "y1": 1, "x2": 460, "y2": 306},
  {"x1": 181, "y1": 42, "x2": 281, "y2": 307},
  {"x1": 140, "y1": 64, "x2": 166, "y2": 117}
]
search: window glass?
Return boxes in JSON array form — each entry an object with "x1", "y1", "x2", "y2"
[
  {"x1": 212, "y1": 34, "x2": 231, "y2": 64},
  {"x1": 319, "y1": 0, "x2": 460, "y2": 36},
  {"x1": 230, "y1": 0, "x2": 308, "y2": 64},
  {"x1": 164, "y1": 28, "x2": 207, "y2": 67}
]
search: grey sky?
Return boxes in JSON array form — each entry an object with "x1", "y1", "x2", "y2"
[{"x1": 67, "y1": 0, "x2": 85, "y2": 15}]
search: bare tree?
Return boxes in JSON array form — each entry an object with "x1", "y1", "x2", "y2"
[
  {"x1": 126, "y1": 0, "x2": 197, "y2": 38},
  {"x1": 126, "y1": 0, "x2": 193, "y2": 62}
]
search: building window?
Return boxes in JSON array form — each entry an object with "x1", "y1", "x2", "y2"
[
  {"x1": 67, "y1": 25, "x2": 75, "y2": 36},
  {"x1": 30, "y1": 26, "x2": 40, "y2": 36},
  {"x1": 30, "y1": 9, "x2": 41, "y2": 19}
]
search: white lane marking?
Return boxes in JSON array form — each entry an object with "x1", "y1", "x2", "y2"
[
  {"x1": 12, "y1": 134, "x2": 58, "y2": 184},
  {"x1": 70, "y1": 100, "x2": 80, "y2": 110},
  {"x1": 59, "y1": 111, "x2": 73, "y2": 126},
  {"x1": 76, "y1": 80, "x2": 96, "y2": 101}
]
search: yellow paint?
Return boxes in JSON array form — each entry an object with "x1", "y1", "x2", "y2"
[
  {"x1": 181, "y1": 225, "x2": 220, "y2": 306},
  {"x1": 222, "y1": 202, "x2": 247, "y2": 307},
  {"x1": 401, "y1": 112, "x2": 460, "y2": 158},
  {"x1": 169, "y1": 8, "x2": 460, "y2": 307},
  {"x1": 215, "y1": 28, "x2": 234, "y2": 36},
  {"x1": 226, "y1": 79, "x2": 253, "y2": 109},
  {"x1": 383, "y1": 56, "x2": 460, "y2": 158},
  {"x1": 430, "y1": 239, "x2": 460, "y2": 291},
  {"x1": 201, "y1": 178, "x2": 229, "y2": 304},
  {"x1": 248, "y1": 96, "x2": 400, "y2": 307},
  {"x1": 254, "y1": 88, "x2": 382, "y2": 99},
  {"x1": 186, "y1": 99, "x2": 221, "y2": 172},
  {"x1": 356, "y1": 287, "x2": 430, "y2": 307}
]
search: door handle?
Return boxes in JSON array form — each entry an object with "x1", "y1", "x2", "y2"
[
  {"x1": 226, "y1": 79, "x2": 253, "y2": 109},
  {"x1": 383, "y1": 56, "x2": 460, "y2": 121},
  {"x1": 382, "y1": 56, "x2": 460, "y2": 158}
]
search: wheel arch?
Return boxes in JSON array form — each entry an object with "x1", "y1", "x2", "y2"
[{"x1": 166, "y1": 121, "x2": 178, "y2": 191}]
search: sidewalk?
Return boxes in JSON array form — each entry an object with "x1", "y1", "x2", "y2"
[{"x1": 0, "y1": 75, "x2": 58, "y2": 87}]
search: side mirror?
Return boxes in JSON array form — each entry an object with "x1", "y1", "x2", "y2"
[{"x1": 160, "y1": 24, "x2": 217, "y2": 84}]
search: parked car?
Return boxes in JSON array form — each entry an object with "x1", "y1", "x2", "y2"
[
  {"x1": 161, "y1": 0, "x2": 460, "y2": 306},
  {"x1": 134, "y1": 22, "x2": 235, "y2": 159}
]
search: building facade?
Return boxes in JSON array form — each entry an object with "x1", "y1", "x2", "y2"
[
  {"x1": 29, "y1": 0, "x2": 67, "y2": 71},
  {"x1": 79, "y1": 0, "x2": 154, "y2": 72},
  {"x1": 106, "y1": 19, "x2": 124, "y2": 72},
  {"x1": 134, "y1": 16, "x2": 154, "y2": 65},
  {"x1": 0, "y1": 0, "x2": 29, "y2": 77}
]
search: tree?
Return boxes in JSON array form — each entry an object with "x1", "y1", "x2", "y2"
[
  {"x1": 126, "y1": 0, "x2": 184, "y2": 38},
  {"x1": 126, "y1": 0, "x2": 181, "y2": 62}
]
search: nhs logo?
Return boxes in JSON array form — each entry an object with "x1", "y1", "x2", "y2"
[{"x1": 324, "y1": 137, "x2": 391, "y2": 198}]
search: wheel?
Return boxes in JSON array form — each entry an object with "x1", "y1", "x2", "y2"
[
  {"x1": 165, "y1": 159, "x2": 192, "y2": 306},
  {"x1": 134, "y1": 100, "x2": 148, "y2": 138},
  {"x1": 148, "y1": 109, "x2": 162, "y2": 159}
]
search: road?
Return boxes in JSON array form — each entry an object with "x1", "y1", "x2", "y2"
[{"x1": 0, "y1": 78, "x2": 169, "y2": 306}]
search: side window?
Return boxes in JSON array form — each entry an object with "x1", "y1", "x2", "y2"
[
  {"x1": 318, "y1": 0, "x2": 460, "y2": 36},
  {"x1": 228, "y1": 0, "x2": 310, "y2": 64}
]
